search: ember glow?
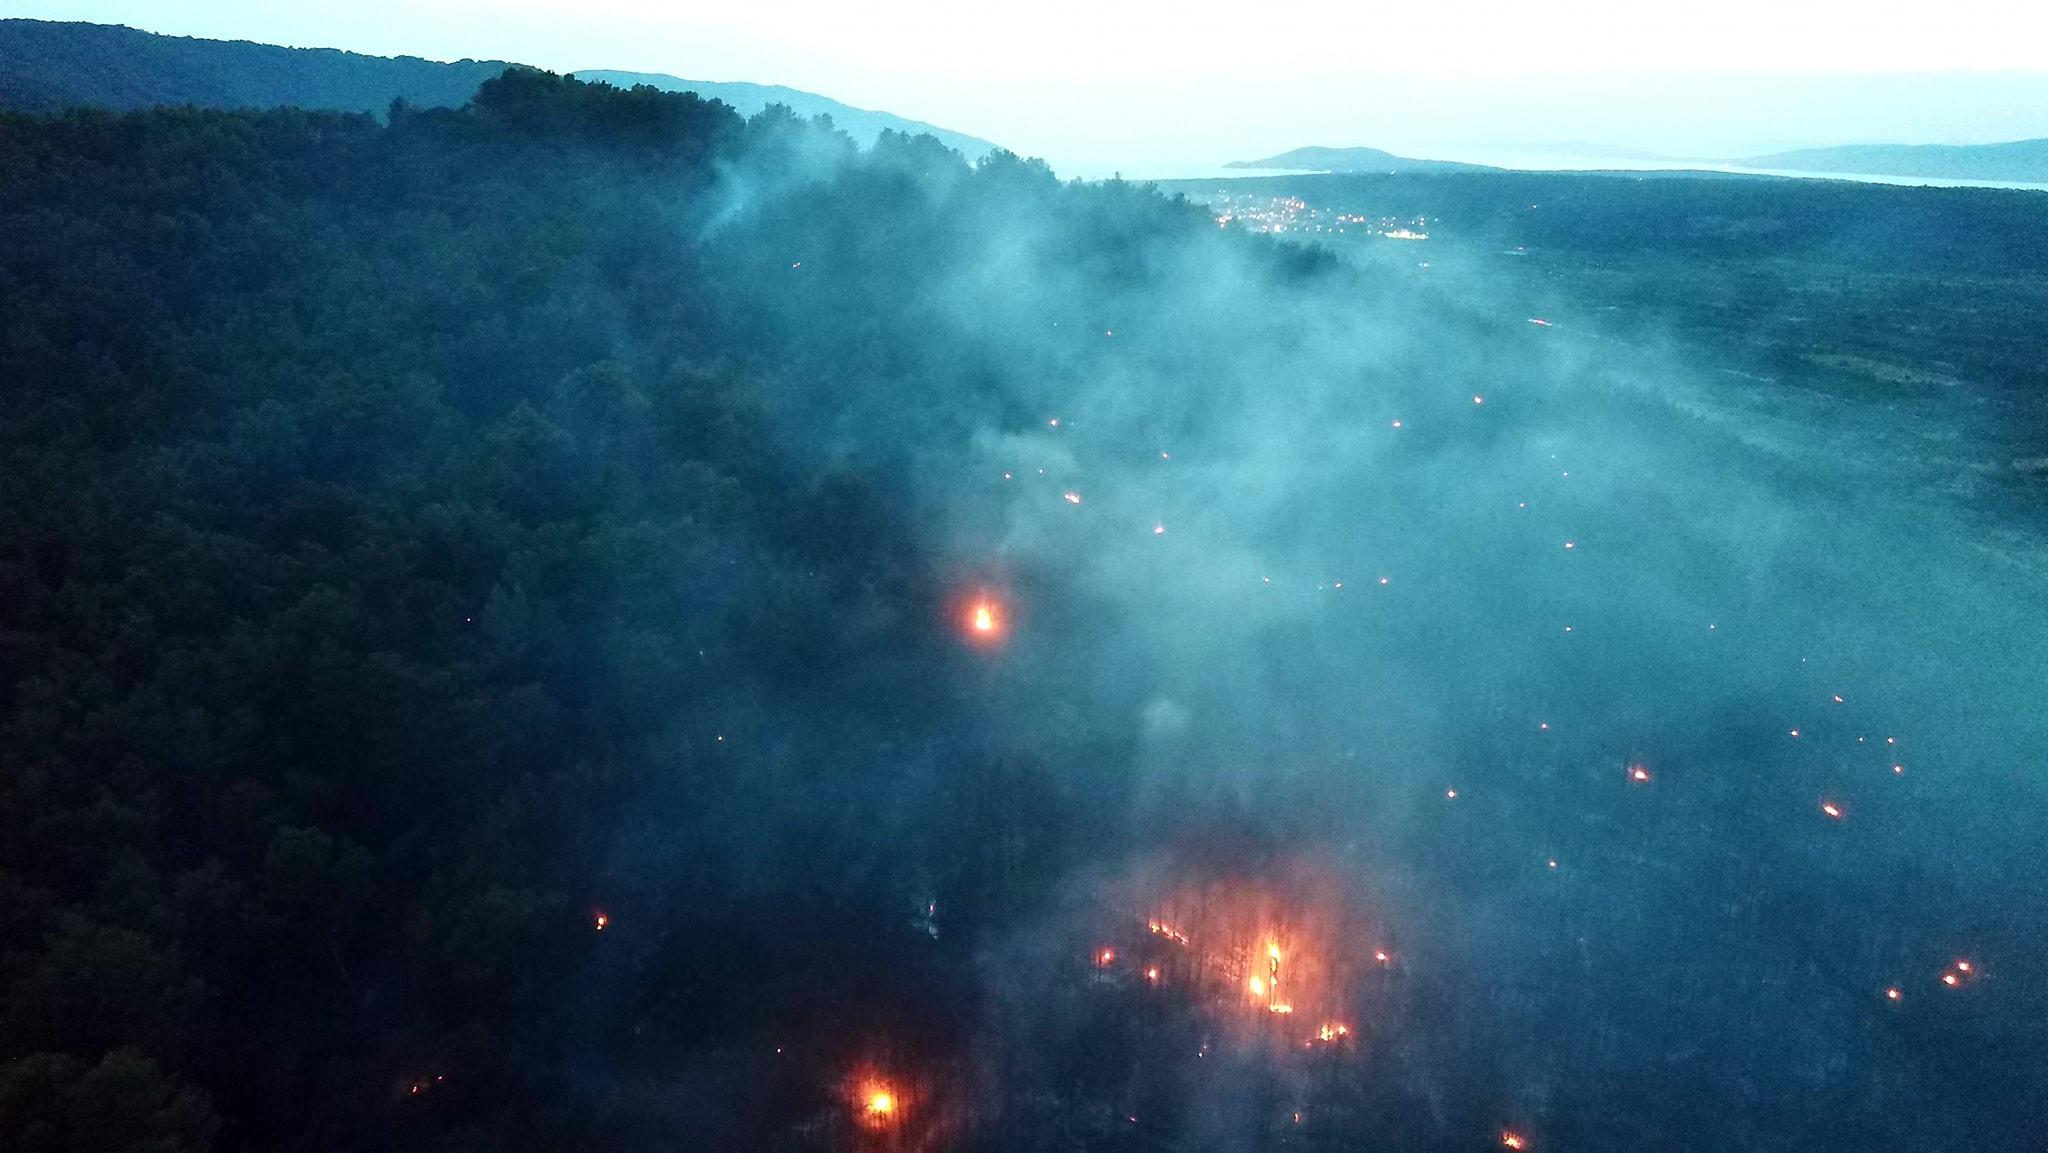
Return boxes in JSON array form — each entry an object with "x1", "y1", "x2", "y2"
[
  {"x1": 1147, "y1": 920, "x2": 1190, "y2": 946},
  {"x1": 1123, "y1": 865, "x2": 1372, "y2": 1045},
  {"x1": 962, "y1": 595, "x2": 1006, "y2": 645},
  {"x1": 851, "y1": 1073, "x2": 901, "y2": 1130}
]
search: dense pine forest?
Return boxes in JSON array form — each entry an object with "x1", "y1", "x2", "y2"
[
  {"x1": 0, "y1": 69, "x2": 1317, "y2": 1151},
  {"x1": 4, "y1": 68, "x2": 2045, "y2": 1152}
]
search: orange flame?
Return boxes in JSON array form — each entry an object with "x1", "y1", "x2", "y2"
[
  {"x1": 854, "y1": 1077, "x2": 900, "y2": 1128},
  {"x1": 963, "y1": 596, "x2": 1006, "y2": 645}
]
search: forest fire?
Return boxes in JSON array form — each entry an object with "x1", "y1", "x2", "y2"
[
  {"x1": 961, "y1": 595, "x2": 1006, "y2": 645},
  {"x1": 1116, "y1": 862, "x2": 1374, "y2": 1049},
  {"x1": 852, "y1": 1075, "x2": 901, "y2": 1131},
  {"x1": 11, "y1": 42, "x2": 2045, "y2": 1153},
  {"x1": 1148, "y1": 920, "x2": 1190, "y2": 945}
]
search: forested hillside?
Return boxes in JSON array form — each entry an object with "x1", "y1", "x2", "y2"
[{"x1": 0, "y1": 68, "x2": 1319, "y2": 1151}]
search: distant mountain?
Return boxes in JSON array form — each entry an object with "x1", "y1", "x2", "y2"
[
  {"x1": 572, "y1": 70, "x2": 997, "y2": 158},
  {"x1": 1226, "y1": 146, "x2": 1490, "y2": 174},
  {"x1": 0, "y1": 19, "x2": 509, "y2": 115},
  {"x1": 1736, "y1": 139, "x2": 2048, "y2": 183},
  {"x1": 0, "y1": 20, "x2": 1000, "y2": 160}
]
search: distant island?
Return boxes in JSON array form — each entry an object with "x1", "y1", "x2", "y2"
[
  {"x1": 572, "y1": 70, "x2": 996, "y2": 158},
  {"x1": 1737, "y1": 139, "x2": 2048, "y2": 183},
  {"x1": 1231, "y1": 137, "x2": 2048, "y2": 185},
  {"x1": 1225, "y1": 146, "x2": 1492, "y2": 174}
]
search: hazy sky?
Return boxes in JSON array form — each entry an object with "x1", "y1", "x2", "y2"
[{"x1": 16, "y1": 1, "x2": 2048, "y2": 174}]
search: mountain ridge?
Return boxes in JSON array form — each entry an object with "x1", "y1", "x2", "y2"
[
  {"x1": 0, "y1": 19, "x2": 998, "y2": 158},
  {"x1": 571, "y1": 69, "x2": 997, "y2": 158},
  {"x1": 0, "y1": 18, "x2": 508, "y2": 115}
]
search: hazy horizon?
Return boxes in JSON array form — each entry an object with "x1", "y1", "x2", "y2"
[{"x1": 9, "y1": 2, "x2": 2048, "y2": 178}]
